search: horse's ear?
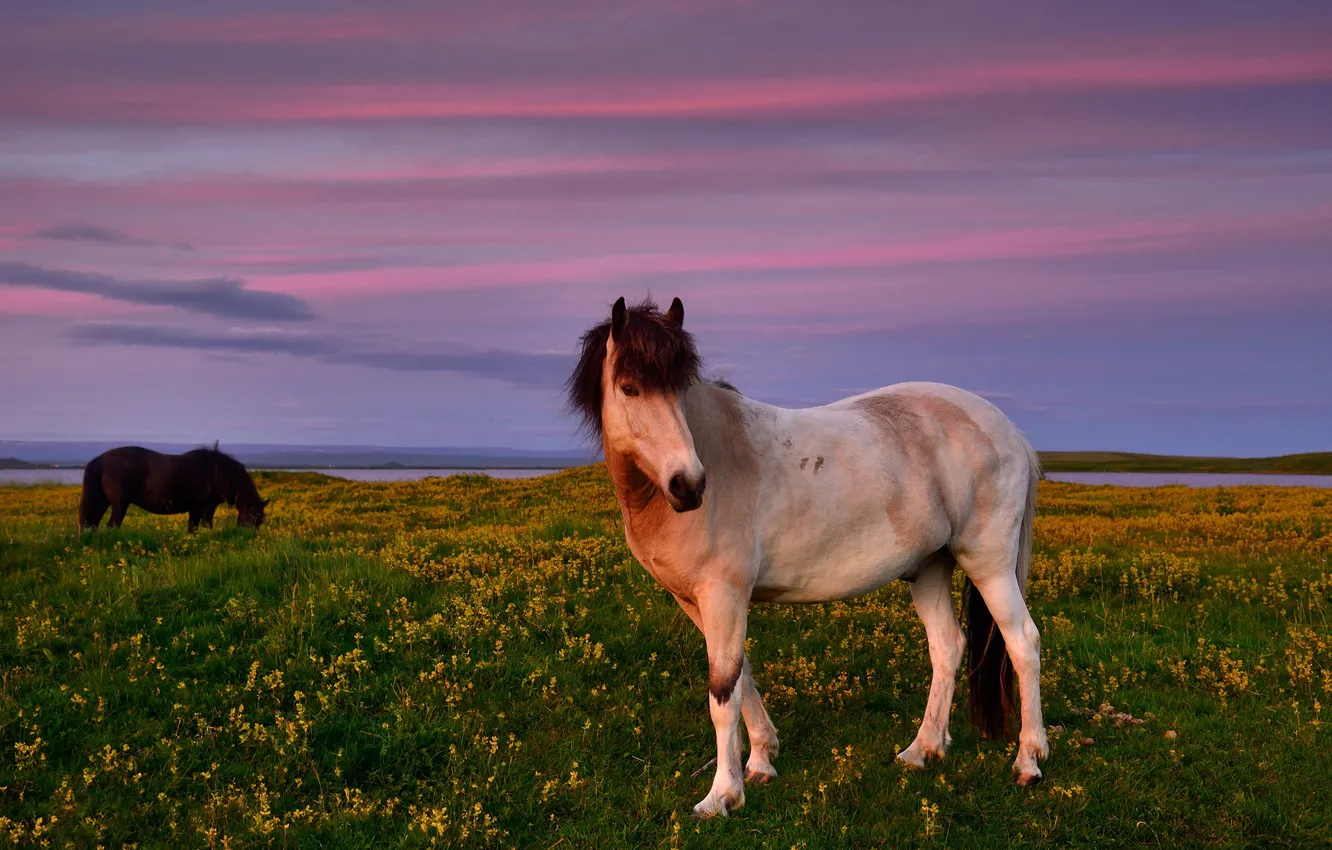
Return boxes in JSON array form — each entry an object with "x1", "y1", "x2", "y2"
[
  {"x1": 664, "y1": 297, "x2": 684, "y2": 328},
  {"x1": 262, "y1": 498, "x2": 272, "y2": 507},
  {"x1": 610, "y1": 296, "x2": 628, "y2": 340}
]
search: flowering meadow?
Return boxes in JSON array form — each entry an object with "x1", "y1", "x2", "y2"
[{"x1": 1, "y1": 469, "x2": 1328, "y2": 848}]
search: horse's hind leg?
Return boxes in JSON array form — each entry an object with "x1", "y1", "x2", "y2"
[
  {"x1": 897, "y1": 555, "x2": 966, "y2": 768},
  {"x1": 960, "y1": 549, "x2": 1047, "y2": 785},
  {"x1": 107, "y1": 501, "x2": 128, "y2": 528},
  {"x1": 79, "y1": 489, "x2": 109, "y2": 531}
]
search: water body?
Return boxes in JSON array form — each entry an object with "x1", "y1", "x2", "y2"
[
  {"x1": 3, "y1": 468, "x2": 1330, "y2": 488},
  {"x1": 304, "y1": 468, "x2": 560, "y2": 482},
  {"x1": 1045, "y1": 472, "x2": 1332, "y2": 488}
]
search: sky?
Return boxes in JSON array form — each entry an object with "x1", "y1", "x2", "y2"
[{"x1": 1, "y1": 1, "x2": 1329, "y2": 455}]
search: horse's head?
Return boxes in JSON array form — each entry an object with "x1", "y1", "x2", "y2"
[
  {"x1": 569, "y1": 297, "x2": 707, "y2": 512},
  {"x1": 237, "y1": 496, "x2": 268, "y2": 529},
  {"x1": 209, "y1": 447, "x2": 268, "y2": 529}
]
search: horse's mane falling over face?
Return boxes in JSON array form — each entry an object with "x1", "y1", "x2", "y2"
[
  {"x1": 567, "y1": 296, "x2": 708, "y2": 512},
  {"x1": 566, "y1": 297, "x2": 702, "y2": 438}
]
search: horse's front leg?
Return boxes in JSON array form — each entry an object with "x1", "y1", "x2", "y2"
[
  {"x1": 672, "y1": 594, "x2": 780, "y2": 787},
  {"x1": 693, "y1": 587, "x2": 749, "y2": 819},
  {"x1": 202, "y1": 503, "x2": 217, "y2": 528}
]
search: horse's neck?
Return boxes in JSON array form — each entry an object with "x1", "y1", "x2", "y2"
[
  {"x1": 215, "y1": 465, "x2": 243, "y2": 505},
  {"x1": 229, "y1": 475, "x2": 256, "y2": 507},
  {"x1": 686, "y1": 381, "x2": 763, "y2": 482}
]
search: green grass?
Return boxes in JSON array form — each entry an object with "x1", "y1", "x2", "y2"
[
  {"x1": 1, "y1": 468, "x2": 1329, "y2": 848},
  {"x1": 1038, "y1": 451, "x2": 1332, "y2": 475}
]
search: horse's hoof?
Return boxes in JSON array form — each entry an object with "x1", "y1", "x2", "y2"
[
  {"x1": 692, "y1": 790, "x2": 742, "y2": 820},
  {"x1": 745, "y1": 765, "x2": 777, "y2": 785},
  {"x1": 1015, "y1": 770, "x2": 1043, "y2": 787},
  {"x1": 896, "y1": 749, "x2": 926, "y2": 769},
  {"x1": 896, "y1": 742, "x2": 943, "y2": 769}
]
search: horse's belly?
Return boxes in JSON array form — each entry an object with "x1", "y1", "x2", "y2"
[
  {"x1": 753, "y1": 520, "x2": 938, "y2": 603},
  {"x1": 751, "y1": 457, "x2": 950, "y2": 603},
  {"x1": 137, "y1": 490, "x2": 184, "y2": 514}
]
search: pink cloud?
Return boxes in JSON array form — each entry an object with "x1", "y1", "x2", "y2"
[
  {"x1": 238, "y1": 206, "x2": 1330, "y2": 300},
  {"x1": 4, "y1": 32, "x2": 1328, "y2": 125},
  {"x1": 0, "y1": 288, "x2": 142, "y2": 318}
]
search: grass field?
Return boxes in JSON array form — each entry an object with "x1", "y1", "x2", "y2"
[{"x1": 1, "y1": 469, "x2": 1329, "y2": 848}]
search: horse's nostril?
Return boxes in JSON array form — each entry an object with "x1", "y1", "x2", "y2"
[{"x1": 668, "y1": 473, "x2": 689, "y2": 502}]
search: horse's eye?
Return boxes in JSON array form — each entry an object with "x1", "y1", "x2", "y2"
[{"x1": 621, "y1": 384, "x2": 640, "y2": 397}]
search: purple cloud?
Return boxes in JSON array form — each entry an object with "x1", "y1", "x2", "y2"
[
  {"x1": 66, "y1": 321, "x2": 571, "y2": 388},
  {"x1": 0, "y1": 262, "x2": 313, "y2": 321}
]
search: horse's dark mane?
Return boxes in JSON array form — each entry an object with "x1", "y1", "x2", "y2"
[{"x1": 566, "y1": 298, "x2": 703, "y2": 438}]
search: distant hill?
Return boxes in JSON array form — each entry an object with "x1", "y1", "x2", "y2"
[
  {"x1": 1039, "y1": 451, "x2": 1332, "y2": 475},
  {"x1": 0, "y1": 457, "x2": 55, "y2": 469}
]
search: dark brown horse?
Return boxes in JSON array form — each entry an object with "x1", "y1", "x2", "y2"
[{"x1": 79, "y1": 445, "x2": 268, "y2": 532}]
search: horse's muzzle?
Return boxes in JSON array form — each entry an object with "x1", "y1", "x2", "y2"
[{"x1": 667, "y1": 470, "x2": 707, "y2": 512}]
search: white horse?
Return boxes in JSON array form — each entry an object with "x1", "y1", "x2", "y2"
[{"x1": 567, "y1": 297, "x2": 1047, "y2": 818}]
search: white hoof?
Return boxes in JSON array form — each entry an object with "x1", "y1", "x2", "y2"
[
  {"x1": 1013, "y1": 729, "x2": 1050, "y2": 785},
  {"x1": 692, "y1": 788, "x2": 744, "y2": 820},
  {"x1": 896, "y1": 738, "x2": 945, "y2": 769},
  {"x1": 1014, "y1": 738, "x2": 1047, "y2": 787}
]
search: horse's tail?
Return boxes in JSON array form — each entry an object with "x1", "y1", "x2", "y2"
[
  {"x1": 965, "y1": 442, "x2": 1041, "y2": 739},
  {"x1": 78, "y1": 455, "x2": 106, "y2": 530}
]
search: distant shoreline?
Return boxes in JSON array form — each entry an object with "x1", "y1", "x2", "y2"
[
  {"x1": 259, "y1": 464, "x2": 574, "y2": 471},
  {"x1": 4, "y1": 451, "x2": 1330, "y2": 475}
]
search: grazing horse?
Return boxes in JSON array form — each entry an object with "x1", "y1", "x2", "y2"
[
  {"x1": 79, "y1": 445, "x2": 268, "y2": 532},
  {"x1": 567, "y1": 297, "x2": 1046, "y2": 818}
]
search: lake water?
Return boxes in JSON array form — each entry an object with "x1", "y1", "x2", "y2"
[
  {"x1": 1045, "y1": 472, "x2": 1332, "y2": 488},
  {"x1": 3, "y1": 468, "x2": 1330, "y2": 488}
]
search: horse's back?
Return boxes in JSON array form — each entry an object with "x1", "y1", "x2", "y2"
[
  {"x1": 98, "y1": 446, "x2": 160, "y2": 462},
  {"x1": 746, "y1": 382, "x2": 1035, "y2": 601},
  {"x1": 98, "y1": 445, "x2": 159, "y2": 473},
  {"x1": 95, "y1": 446, "x2": 165, "y2": 494},
  {"x1": 833, "y1": 382, "x2": 1036, "y2": 544},
  {"x1": 833, "y1": 382, "x2": 1032, "y2": 467}
]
